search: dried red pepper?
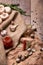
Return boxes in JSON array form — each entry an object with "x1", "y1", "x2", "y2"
[
  {"x1": 3, "y1": 36, "x2": 13, "y2": 49},
  {"x1": 23, "y1": 40, "x2": 26, "y2": 50}
]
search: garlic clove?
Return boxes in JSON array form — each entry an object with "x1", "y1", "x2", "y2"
[
  {"x1": 27, "y1": 48, "x2": 32, "y2": 52},
  {"x1": 0, "y1": 5, "x2": 4, "y2": 14},
  {"x1": 5, "y1": 7, "x2": 11, "y2": 14},
  {"x1": 40, "y1": 48, "x2": 43, "y2": 51},
  {"x1": 21, "y1": 56, "x2": 25, "y2": 61},
  {"x1": 1, "y1": 30, "x2": 7, "y2": 37},
  {"x1": 29, "y1": 52, "x2": 33, "y2": 56},
  {"x1": 16, "y1": 58, "x2": 20, "y2": 63},
  {"x1": 0, "y1": 13, "x2": 9, "y2": 20},
  {"x1": 10, "y1": 24, "x2": 18, "y2": 32},
  {"x1": 32, "y1": 48, "x2": 36, "y2": 52}
]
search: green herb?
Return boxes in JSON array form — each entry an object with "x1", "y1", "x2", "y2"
[
  {"x1": 0, "y1": 3, "x2": 19, "y2": 6},
  {"x1": 0, "y1": 3, "x2": 30, "y2": 16}
]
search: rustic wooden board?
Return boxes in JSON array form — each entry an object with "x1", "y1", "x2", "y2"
[{"x1": 31, "y1": 0, "x2": 43, "y2": 41}]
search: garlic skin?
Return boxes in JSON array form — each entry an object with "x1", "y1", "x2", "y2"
[
  {"x1": 5, "y1": 7, "x2": 11, "y2": 13},
  {"x1": 0, "y1": 5, "x2": 4, "y2": 14},
  {"x1": 0, "y1": 18, "x2": 2, "y2": 24},
  {"x1": 0, "y1": 13, "x2": 9, "y2": 20}
]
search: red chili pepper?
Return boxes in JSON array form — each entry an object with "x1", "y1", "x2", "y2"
[
  {"x1": 23, "y1": 40, "x2": 26, "y2": 50},
  {"x1": 3, "y1": 36, "x2": 13, "y2": 49}
]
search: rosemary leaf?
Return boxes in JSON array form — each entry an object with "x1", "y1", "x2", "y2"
[
  {"x1": 0, "y1": 3, "x2": 19, "y2": 6},
  {"x1": 0, "y1": 3, "x2": 30, "y2": 16}
]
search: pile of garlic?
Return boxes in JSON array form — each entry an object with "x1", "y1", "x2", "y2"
[{"x1": 0, "y1": 5, "x2": 11, "y2": 24}]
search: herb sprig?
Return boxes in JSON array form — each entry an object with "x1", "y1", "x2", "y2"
[{"x1": 0, "y1": 3, "x2": 30, "y2": 16}]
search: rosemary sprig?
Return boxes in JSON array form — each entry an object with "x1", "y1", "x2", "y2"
[
  {"x1": 0, "y1": 3, "x2": 30, "y2": 16},
  {"x1": 11, "y1": 6, "x2": 26, "y2": 14},
  {"x1": 0, "y1": 3, "x2": 20, "y2": 7}
]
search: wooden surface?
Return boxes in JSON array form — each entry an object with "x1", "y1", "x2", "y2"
[{"x1": 31, "y1": 0, "x2": 43, "y2": 41}]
